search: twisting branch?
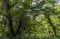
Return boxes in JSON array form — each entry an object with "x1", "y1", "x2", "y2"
[
  {"x1": 16, "y1": 12, "x2": 26, "y2": 35},
  {"x1": 44, "y1": 12, "x2": 57, "y2": 36},
  {"x1": 7, "y1": 14, "x2": 15, "y2": 36}
]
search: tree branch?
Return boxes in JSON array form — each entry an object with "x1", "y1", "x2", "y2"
[
  {"x1": 16, "y1": 12, "x2": 26, "y2": 35},
  {"x1": 44, "y1": 13, "x2": 57, "y2": 36},
  {"x1": 0, "y1": 13, "x2": 15, "y2": 36},
  {"x1": 2, "y1": 0, "x2": 15, "y2": 36}
]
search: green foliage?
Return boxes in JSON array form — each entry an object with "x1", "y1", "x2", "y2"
[{"x1": 0, "y1": 0, "x2": 60, "y2": 39}]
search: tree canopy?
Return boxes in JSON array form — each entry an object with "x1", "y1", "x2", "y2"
[{"x1": 0, "y1": 0, "x2": 60, "y2": 39}]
